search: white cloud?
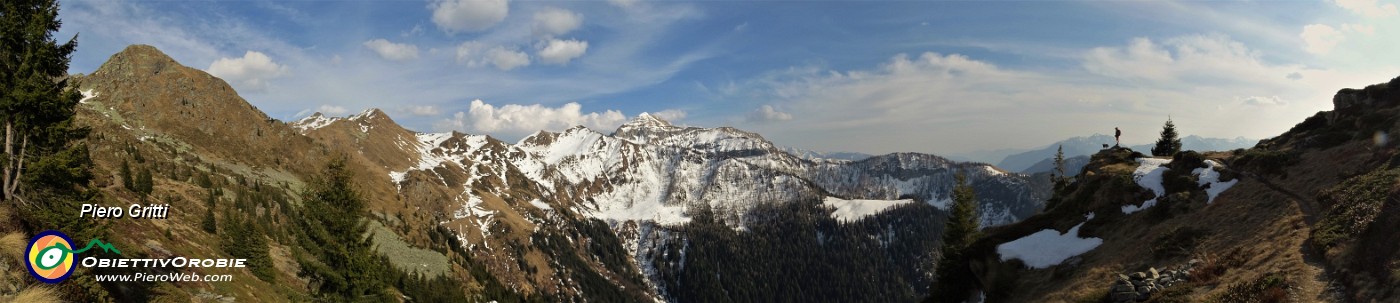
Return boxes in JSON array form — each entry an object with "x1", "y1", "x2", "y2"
[
  {"x1": 206, "y1": 51, "x2": 288, "y2": 92},
  {"x1": 1083, "y1": 35, "x2": 1275, "y2": 84},
  {"x1": 607, "y1": 0, "x2": 639, "y2": 8},
  {"x1": 1343, "y1": 23, "x2": 1377, "y2": 35},
  {"x1": 652, "y1": 109, "x2": 687, "y2": 122},
  {"x1": 403, "y1": 105, "x2": 441, "y2": 116},
  {"x1": 455, "y1": 42, "x2": 487, "y2": 64},
  {"x1": 1239, "y1": 96, "x2": 1287, "y2": 106},
  {"x1": 1334, "y1": 0, "x2": 1399, "y2": 17},
  {"x1": 429, "y1": 0, "x2": 509, "y2": 33},
  {"x1": 537, "y1": 39, "x2": 589, "y2": 65},
  {"x1": 318, "y1": 104, "x2": 350, "y2": 116},
  {"x1": 362, "y1": 39, "x2": 420, "y2": 61},
  {"x1": 456, "y1": 42, "x2": 531, "y2": 70},
  {"x1": 486, "y1": 48, "x2": 530, "y2": 70},
  {"x1": 532, "y1": 7, "x2": 583, "y2": 37},
  {"x1": 746, "y1": 105, "x2": 792, "y2": 123},
  {"x1": 437, "y1": 100, "x2": 626, "y2": 138},
  {"x1": 1301, "y1": 24, "x2": 1345, "y2": 55},
  {"x1": 736, "y1": 34, "x2": 1399, "y2": 154}
]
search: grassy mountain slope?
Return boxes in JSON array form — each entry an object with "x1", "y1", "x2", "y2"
[{"x1": 954, "y1": 75, "x2": 1400, "y2": 302}]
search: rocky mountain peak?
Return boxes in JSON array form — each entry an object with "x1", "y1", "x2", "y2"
[
  {"x1": 350, "y1": 108, "x2": 407, "y2": 131},
  {"x1": 73, "y1": 44, "x2": 328, "y2": 180},
  {"x1": 92, "y1": 44, "x2": 182, "y2": 77},
  {"x1": 351, "y1": 108, "x2": 386, "y2": 120},
  {"x1": 631, "y1": 112, "x2": 671, "y2": 126},
  {"x1": 614, "y1": 112, "x2": 676, "y2": 133}
]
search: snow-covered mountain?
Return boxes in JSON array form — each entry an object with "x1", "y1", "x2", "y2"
[
  {"x1": 779, "y1": 146, "x2": 873, "y2": 162},
  {"x1": 291, "y1": 110, "x2": 1049, "y2": 300},
  {"x1": 314, "y1": 112, "x2": 1050, "y2": 230},
  {"x1": 80, "y1": 45, "x2": 1050, "y2": 301}
]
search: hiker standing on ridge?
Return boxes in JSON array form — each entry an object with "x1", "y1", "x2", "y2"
[{"x1": 1115, "y1": 127, "x2": 1122, "y2": 147}]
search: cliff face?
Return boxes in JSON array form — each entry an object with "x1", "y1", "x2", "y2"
[{"x1": 958, "y1": 75, "x2": 1400, "y2": 302}]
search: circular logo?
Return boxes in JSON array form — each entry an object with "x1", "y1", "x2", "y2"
[{"x1": 25, "y1": 230, "x2": 76, "y2": 283}]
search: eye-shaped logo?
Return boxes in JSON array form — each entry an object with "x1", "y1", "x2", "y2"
[{"x1": 26, "y1": 230, "x2": 76, "y2": 283}]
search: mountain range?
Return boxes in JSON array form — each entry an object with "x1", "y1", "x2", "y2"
[
  {"x1": 54, "y1": 45, "x2": 1051, "y2": 302},
  {"x1": 23, "y1": 43, "x2": 1398, "y2": 303}
]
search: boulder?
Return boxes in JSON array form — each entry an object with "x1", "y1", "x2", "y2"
[
  {"x1": 1112, "y1": 284, "x2": 1134, "y2": 293},
  {"x1": 1112, "y1": 291, "x2": 1137, "y2": 302}
]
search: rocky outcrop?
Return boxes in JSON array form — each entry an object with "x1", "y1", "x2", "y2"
[{"x1": 1107, "y1": 261, "x2": 1198, "y2": 302}]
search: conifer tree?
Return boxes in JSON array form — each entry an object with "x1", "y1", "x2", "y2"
[
  {"x1": 135, "y1": 166, "x2": 153, "y2": 198},
  {"x1": 221, "y1": 210, "x2": 274, "y2": 281},
  {"x1": 202, "y1": 188, "x2": 217, "y2": 233},
  {"x1": 1152, "y1": 117, "x2": 1183, "y2": 157},
  {"x1": 929, "y1": 173, "x2": 981, "y2": 303},
  {"x1": 297, "y1": 156, "x2": 389, "y2": 301},
  {"x1": 1053, "y1": 144, "x2": 1068, "y2": 187},
  {"x1": 0, "y1": 0, "x2": 84, "y2": 203},
  {"x1": 2, "y1": 2, "x2": 112, "y2": 300},
  {"x1": 120, "y1": 159, "x2": 133, "y2": 190}
]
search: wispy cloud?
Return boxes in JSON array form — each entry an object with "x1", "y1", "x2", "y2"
[
  {"x1": 363, "y1": 39, "x2": 420, "y2": 61},
  {"x1": 732, "y1": 34, "x2": 1398, "y2": 154}
]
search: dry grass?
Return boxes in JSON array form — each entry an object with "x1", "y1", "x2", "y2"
[
  {"x1": 1206, "y1": 273, "x2": 1289, "y2": 303},
  {"x1": 997, "y1": 145, "x2": 1340, "y2": 302},
  {"x1": 6, "y1": 286, "x2": 61, "y2": 303},
  {"x1": 1191, "y1": 248, "x2": 1247, "y2": 284},
  {"x1": 0, "y1": 233, "x2": 25, "y2": 262}
]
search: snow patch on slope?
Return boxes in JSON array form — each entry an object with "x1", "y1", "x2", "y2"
[
  {"x1": 1193, "y1": 160, "x2": 1238, "y2": 204},
  {"x1": 585, "y1": 198, "x2": 690, "y2": 226},
  {"x1": 79, "y1": 89, "x2": 98, "y2": 104},
  {"x1": 529, "y1": 199, "x2": 553, "y2": 210},
  {"x1": 822, "y1": 197, "x2": 914, "y2": 222},
  {"x1": 1123, "y1": 158, "x2": 1171, "y2": 214},
  {"x1": 996, "y1": 215, "x2": 1103, "y2": 268},
  {"x1": 1123, "y1": 158, "x2": 1240, "y2": 213},
  {"x1": 293, "y1": 113, "x2": 339, "y2": 132},
  {"x1": 983, "y1": 166, "x2": 1007, "y2": 176}
]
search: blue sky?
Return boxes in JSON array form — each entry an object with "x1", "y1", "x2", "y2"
[{"x1": 57, "y1": 0, "x2": 1400, "y2": 155}]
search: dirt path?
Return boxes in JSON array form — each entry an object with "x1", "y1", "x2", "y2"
[{"x1": 1225, "y1": 167, "x2": 1343, "y2": 302}]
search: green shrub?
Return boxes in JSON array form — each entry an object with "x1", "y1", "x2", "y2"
[
  {"x1": 1169, "y1": 151, "x2": 1206, "y2": 172},
  {"x1": 1312, "y1": 168, "x2": 1400, "y2": 250},
  {"x1": 1310, "y1": 130, "x2": 1354, "y2": 149},
  {"x1": 1287, "y1": 113, "x2": 1329, "y2": 135},
  {"x1": 1232, "y1": 150, "x2": 1298, "y2": 177}
]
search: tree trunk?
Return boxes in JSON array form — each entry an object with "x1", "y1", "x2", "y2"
[
  {"x1": 3, "y1": 122, "x2": 11, "y2": 202},
  {"x1": 9, "y1": 136, "x2": 26, "y2": 201}
]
